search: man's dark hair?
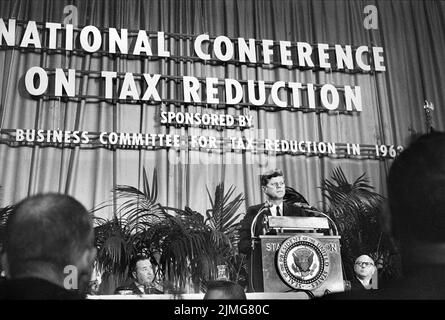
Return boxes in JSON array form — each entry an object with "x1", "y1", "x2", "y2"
[
  {"x1": 204, "y1": 280, "x2": 247, "y2": 299},
  {"x1": 4, "y1": 193, "x2": 93, "y2": 277},
  {"x1": 129, "y1": 254, "x2": 156, "y2": 275},
  {"x1": 388, "y1": 131, "x2": 445, "y2": 243},
  {"x1": 260, "y1": 169, "x2": 284, "y2": 187}
]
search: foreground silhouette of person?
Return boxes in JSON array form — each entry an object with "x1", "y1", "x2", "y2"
[
  {"x1": 0, "y1": 193, "x2": 96, "y2": 299},
  {"x1": 323, "y1": 131, "x2": 445, "y2": 299},
  {"x1": 382, "y1": 131, "x2": 445, "y2": 299},
  {"x1": 204, "y1": 280, "x2": 247, "y2": 300}
]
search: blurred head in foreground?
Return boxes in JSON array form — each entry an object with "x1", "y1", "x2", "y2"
[
  {"x1": 388, "y1": 132, "x2": 445, "y2": 248},
  {"x1": 204, "y1": 280, "x2": 247, "y2": 300},
  {"x1": 1, "y1": 193, "x2": 96, "y2": 294}
]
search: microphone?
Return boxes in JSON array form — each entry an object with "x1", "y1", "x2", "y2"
[
  {"x1": 291, "y1": 202, "x2": 339, "y2": 236},
  {"x1": 250, "y1": 202, "x2": 271, "y2": 249},
  {"x1": 292, "y1": 202, "x2": 317, "y2": 210},
  {"x1": 249, "y1": 201, "x2": 271, "y2": 293}
]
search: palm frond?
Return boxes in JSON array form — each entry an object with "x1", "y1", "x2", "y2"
[
  {"x1": 321, "y1": 167, "x2": 400, "y2": 281},
  {"x1": 284, "y1": 187, "x2": 309, "y2": 204},
  {"x1": 205, "y1": 182, "x2": 244, "y2": 235},
  {"x1": 93, "y1": 169, "x2": 247, "y2": 291},
  {"x1": 322, "y1": 167, "x2": 384, "y2": 224},
  {"x1": 93, "y1": 168, "x2": 167, "y2": 277},
  {"x1": 0, "y1": 205, "x2": 14, "y2": 250},
  {"x1": 0, "y1": 205, "x2": 14, "y2": 226}
]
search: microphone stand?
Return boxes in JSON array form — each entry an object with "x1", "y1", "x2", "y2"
[
  {"x1": 292, "y1": 202, "x2": 339, "y2": 236},
  {"x1": 249, "y1": 203, "x2": 270, "y2": 292},
  {"x1": 293, "y1": 203, "x2": 348, "y2": 291}
]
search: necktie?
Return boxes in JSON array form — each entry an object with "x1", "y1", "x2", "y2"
[{"x1": 276, "y1": 206, "x2": 281, "y2": 216}]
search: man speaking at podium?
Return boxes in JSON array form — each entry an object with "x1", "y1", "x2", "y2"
[{"x1": 238, "y1": 169, "x2": 307, "y2": 292}]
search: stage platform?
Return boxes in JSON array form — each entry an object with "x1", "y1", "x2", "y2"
[{"x1": 87, "y1": 292, "x2": 311, "y2": 300}]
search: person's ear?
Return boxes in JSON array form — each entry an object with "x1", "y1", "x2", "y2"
[
  {"x1": 1, "y1": 252, "x2": 10, "y2": 278},
  {"x1": 261, "y1": 186, "x2": 267, "y2": 194}
]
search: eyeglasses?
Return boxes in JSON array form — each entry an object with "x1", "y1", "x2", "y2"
[
  {"x1": 355, "y1": 261, "x2": 374, "y2": 267},
  {"x1": 267, "y1": 182, "x2": 285, "y2": 188}
]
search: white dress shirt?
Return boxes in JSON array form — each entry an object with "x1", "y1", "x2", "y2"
[{"x1": 269, "y1": 202, "x2": 283, "y2": 216}]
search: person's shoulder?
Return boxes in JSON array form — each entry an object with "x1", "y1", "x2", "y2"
[
  {"x1": 152, "y1": 287, "x2": 163, "y2": 294},
  {"x1": 0, "y1": 277, "x2": 10, "y2": 299},
  {"x1": 318, "y1": 289, "x2": 378, "y2": 300},
  {"x1": 349, "y1": 276, "x2": 366, "y2": 291},
  {"x1": 246, "y1": 203, "x2": 263, "y2": 213},
  {"x1": 114, "y1": 281, "x2": 137, "y2": 293},
  {"x1": 283, "y1": 201, "x2": 306, "y2": 216},
  {"x1": 0, "y1": 277, "x2": 83, "y2": 300},
  {"x1": 240, "y1": 204, "x2": 267, "y2": 225}
]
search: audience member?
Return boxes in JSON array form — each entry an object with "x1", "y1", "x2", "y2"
[
  {"x1": 383, "y1": 131, "x2": 445, "y2": 299},
  {"x1": 114, "y1": 255, "x2": 163, "y2": 294},
  {"x1": 203, "y1": 280, "x2": 247, "y2": 300},
  {"x1": 323, "y1": 131, "x2": 445, "y2": 299},
  {"x1": 0, "y1": 193, "x2": 96, "y2": 299},
  {"x1": 351, "y1": 255, "x2": 376, "y2": 291}
]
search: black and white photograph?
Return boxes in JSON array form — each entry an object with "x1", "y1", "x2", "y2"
[{"x1": 0, "y1": 0, "x2": 444, "y2": 311}]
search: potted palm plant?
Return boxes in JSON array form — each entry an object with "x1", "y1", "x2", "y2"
[
  {"x1": 0, "y1": 204, "x2": 14, "y2": 260},
  {"x1": 320, "y1": 167, "x2": 401, "y2": 282},
  {"x1": 93, "y1": 168, "x2": 246, "y2": 294},
  {"x1": 203, "y1": 183, "x2": 245, "y2": 284}
]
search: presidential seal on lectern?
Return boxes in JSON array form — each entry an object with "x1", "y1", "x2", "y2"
[
  {"x1": 259, "y1": 215, "x2": 345, "y2": 296},
  {"x1": 277, "y1": 235, "x2": 330, "y2": 291}
]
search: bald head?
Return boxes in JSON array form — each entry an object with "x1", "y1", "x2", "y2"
[
  {"x1": 354, "y1": 255, "x2": 375, "y2": 280},
  {"x1": 3, "y1": 193, "x2": 94, "y2": 278},
  {"x1": 355, "y1": 255, "x2": 374, "y2": 264}
]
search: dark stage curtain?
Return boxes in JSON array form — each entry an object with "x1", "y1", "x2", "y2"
[{"x1": 0, "y1": 0, "x2": 444, "y2": 219}]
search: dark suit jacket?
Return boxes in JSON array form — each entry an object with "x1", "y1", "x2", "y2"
[
  {"x1": 114, "y1": 280, "x2": 163, "y2": 295},
  {"x1": 0, "y1": 277, "x2": 83, "y2": 300},
  {"x1": 350, "y1": 276, "x2": 374, "y2": 291},
  {"x1": 238, "y1": 201, "x2": 307, "y2": 292},
  {"x1": 238, "y1": 202, "x2": 307, "y2": 256}
]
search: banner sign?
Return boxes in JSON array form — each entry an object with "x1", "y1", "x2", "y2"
[{"x1": 0, "y1": 18, "x2": 403, "y2": 159}]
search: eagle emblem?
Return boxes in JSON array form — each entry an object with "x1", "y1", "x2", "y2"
[
  {"x1": 291, "y1": 248, "x2": 316, "y2": 278},
  {"x1": 277, "y1": 235, "x2": 330, "y2": 290}
]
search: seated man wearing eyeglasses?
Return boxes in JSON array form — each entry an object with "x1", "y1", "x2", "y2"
[
  {"x1": 238, "y1": 169, "x2": 307, "y2": 292},
  {"x1": 351, "y1": 255, "x2": 376, "y2": 291}
]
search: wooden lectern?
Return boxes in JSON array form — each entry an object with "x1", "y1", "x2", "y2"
[{"x1": 256, "y1": 215, "x2": 345, "y2": 297}]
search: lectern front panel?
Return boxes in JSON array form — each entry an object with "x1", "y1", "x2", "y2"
[{"x1": 260, "y1": 234, "x2": 344, "y2": 297}]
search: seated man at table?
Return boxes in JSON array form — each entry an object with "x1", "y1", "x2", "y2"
[
  {"x1": 351, "y1": 255, "x2": 377, "y2": 291},
  {"x1": 115, "y1": 255, "x2": 163, "y2": 295}
]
